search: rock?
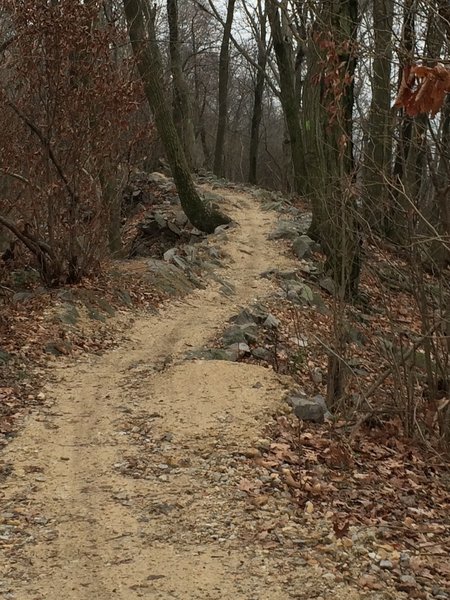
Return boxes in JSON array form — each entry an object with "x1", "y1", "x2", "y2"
[
  {"x1": 188, "y1": 348, "x2": 239, "y2": 361},
  {"x1": 148, "y1": 171, "x2": 170, "y2": 185},
  {"x1": 146, "y1": 259, "x2": 196, "y2": 296},
  {"x1": 173, "y1": 255, "x2": 188, "y2": 270},
  {"x1": 292, "y1": 235, "x2": 313, "y2": 259},
  {"x1": 400, "y1": 575, "x2": 416, "y2": 586},
  {"x1": 163, "y1": 248, "x2": 177, "y2": 262},
  {"x1": 289, "y1": 395, "x2": 328, "y2": 423},
  {"x1": 319, "y1": 277, "x2": 335, "y2": 295},
  {"x1": 227, "y1": 342, "x2": 250, "y2": 357},
  {"x1": 175, "y1": 210, "x2": 188, "y2": 227},
  {"x1": 268, "y1": 221, "x2": 302, "y2": 240},
  {"x1": 379, "y1": 560, "x2": 393, "y2": 570},
  {"x1": 261, "y1": 268, "x2": 299, "y2": 281},
  {"x1": 252, "y1": 347, "x2": 272, "y2": 361},
  {"x1": 230, "y1": 305, "x2": 268, "y2": 326},
  {"x1": 222, "y1": 324, "x2": 258, "y2": 346},
  {"x1": 167, "y1": 221, "x2": 182, "y2": 236},
  {"x1": 263, "y1": 314, "x2": 280, "y2": 329},
  {"x1": 153, "y1": 211, "x2": 167, "y2": 229},
  {"x1": 214, "y1": 224, "x2": 230, "y2": 235}
]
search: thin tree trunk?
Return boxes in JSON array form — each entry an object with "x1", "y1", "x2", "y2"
[
  {"x1": 248, "y1": 3, "x2": 267, "y2": 184},
  {"x1": 213, "y1": 0, "x2": 236, "y2": 178},
  {"x1": 364, "y1": 0, "x2": 394, "y2": 233},
  {"x1": 123, "y1": 0, "x2": 230, "y2": 233}
]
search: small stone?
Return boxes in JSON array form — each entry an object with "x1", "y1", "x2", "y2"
[
  {"x1": 379, "y1": 559, "x2": 393, "y2": 570},
  {"x1": 163, "y1": 248, "x2": 177, "y2": 262},
  {"x1": 400, "y1": 575, "x2": 416, "y2": 586},
  {"x1": 263, "y1": 314, "x2": 280, "y2": 329}
]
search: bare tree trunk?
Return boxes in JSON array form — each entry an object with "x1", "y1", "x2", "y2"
[
  {"x1": 364, "y1": 0, "x2": 394, "y2": 233},
  {"x1": 248, "y1": 1, "x2": 267, "y2": 185},
  {"x1": 123, "y1": 0, "x2": 230, "y2": 233},
  {"x1": 213, "y1": 0, "x2": 236, "y2": 178},
  {"x1": 167, "y1": 0, "x2": 199, "y2": 169},
  {"x1": 267, "y1": 0, "x2": 305, "y2": 195},
  {"x1": 302, "y1": 0, "x2": 360, "y2": 299}
]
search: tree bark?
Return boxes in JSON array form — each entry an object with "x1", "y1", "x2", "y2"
[
  {"x1": 364, "y1": 0, "x2": 394, "y2": 233},
  {"x1": 267, "y1": 0, "x2": 305, "y2": 195},
  {"x1": 248, "y1": 0, "x2": 267, "y2": 185},
  {"x1": 302, "y1": 0, "x2": 361, "y2": 299},
  {"x1": 123, "y1": 0, "x2": 230, "y2": 233},
  {"x1": 167, "y1": 0, "x2": 199, "y2": 169},
  {"x1": 213, "y1": 0, "x2": 236, "y2": 178}
]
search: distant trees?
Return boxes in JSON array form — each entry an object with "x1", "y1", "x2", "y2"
[{"x1": 123, "y1": 0, "x2": 230, "y2": 233}]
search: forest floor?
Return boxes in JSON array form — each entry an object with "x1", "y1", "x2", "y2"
[{"x1": 0, "y1": 184, "x2": 448, "y2": 600}]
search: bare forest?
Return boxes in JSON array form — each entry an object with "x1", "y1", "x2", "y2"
[{"x1": 0, "y1": 1, "x2": 449, "y2": 598}]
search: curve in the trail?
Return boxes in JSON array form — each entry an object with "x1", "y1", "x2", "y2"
[{"x1": 1, "y1": 189, "x2": 363, "y2": 600}]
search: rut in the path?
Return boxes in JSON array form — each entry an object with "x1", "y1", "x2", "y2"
[{"x1": 1, "y1": 191, "x2": 363, "y2": 600}]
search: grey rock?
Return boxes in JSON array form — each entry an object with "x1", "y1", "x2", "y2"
[
  {"x1": 222, "y1": 323, "x2": 258, "y2": 346},
  {"x1": 188, "y1": 348, "x2": 238, "y2": 362},
  {"x1": 289, "y1": 395, "x2": 327, "y2": 423},
  {"x1": 263, "y1": 314, "x2": 280, "y2": 329},
  {"x1": 153, "y1": 212, "x2": 167, "y2": 229},
  {"x1": 379, "y1": 560, "x2": 393, "y2": 570},
  {"x1": 214, "y1": 224, "x2": 230, "y2": 235},
  {"x1": 252, "y1": 347, "x2": 272, "y2": 361},
  {"x1": 227, "y1": 342, "x2": 250, "y2": 357},
  {"x1": 292, "y1": 236, "x2": 313, "y2": 259},
  {"x1": 231, "y1": 305, "x2": 268, "y2": 326},
  {"x1": 399, "y1": 553, "x2": 411, "y2": 569},
  {"x1": 146, "y1": 259, "x2": 196, "y2": 296},
  {"x1": 148, "y1": 171, "x2": 170, "y2": 185},
  {"x1": 167, "y1": 221, "x2": 182, "y2": 236},
  {"x1": 163, "y1": 248, "x2": 177, "y2": 262},
  {"x1": 173, "y1": 256, "x2": 188, "y2": 270},
  {"x1": 218, "y1": 282, "x2": 235, "y2": 296},
  {"x1": 400, "y1": 575, "x2": 416, "y2": 586},
  {"x1": 175, "y1": 211, "x2": 188, "y2": 227},
  {"x1": 261, "y1": 268, "x2": 299, "y2": 281},
  {"x1": 268, "y1": 220, "x2": 302, "y2": 240},
  {"x1": 319, "y1": 277, "x2": 335, "y2": 295}
]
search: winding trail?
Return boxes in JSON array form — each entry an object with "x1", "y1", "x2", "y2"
[{"x1": 1, "y1": 190, "x2": 362, "y2": 600}]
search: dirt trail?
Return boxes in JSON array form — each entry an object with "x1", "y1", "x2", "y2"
[{"x1": 1, "y1": 191, "x2": 363, "y2": 600}]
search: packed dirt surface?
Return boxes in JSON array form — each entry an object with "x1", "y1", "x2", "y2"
[{"x1": 1, "y1": 190, "x2": 379, "y2": 599}]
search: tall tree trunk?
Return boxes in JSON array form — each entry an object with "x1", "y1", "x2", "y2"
[
  {"x1": 364, "y1": 0, "x2": 394, "y2": 234},
  {"x1": 213, "y1": 0, "x2": 236, "y2": 178},
  {"x1": 167, "y1": 0, "x2": 198, "y2": 169},
  {"x1": 248, "y1": 1, "x2": 267, "y2": 184},
  {"x1": 123, "y1": 0, "x2": 230, "y2": 233},
  {"x1": 302, "y1": 0, "x2": 360, "y2": 299},
  {"x1": 267, "y1": 0, "x2": 305, "y2": 195}
]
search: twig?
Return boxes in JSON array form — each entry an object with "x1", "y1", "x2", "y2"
[{"x1": 350, "y1": 323, "x2": 441, "y2": 438}]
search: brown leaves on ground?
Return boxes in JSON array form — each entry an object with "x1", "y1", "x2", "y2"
[
  {"x1": 394, "y1": 63, "x2": 450, "y2": 117},
  {"x1": 245, "y1": 415, "x2": 450, "y2": 597}
]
